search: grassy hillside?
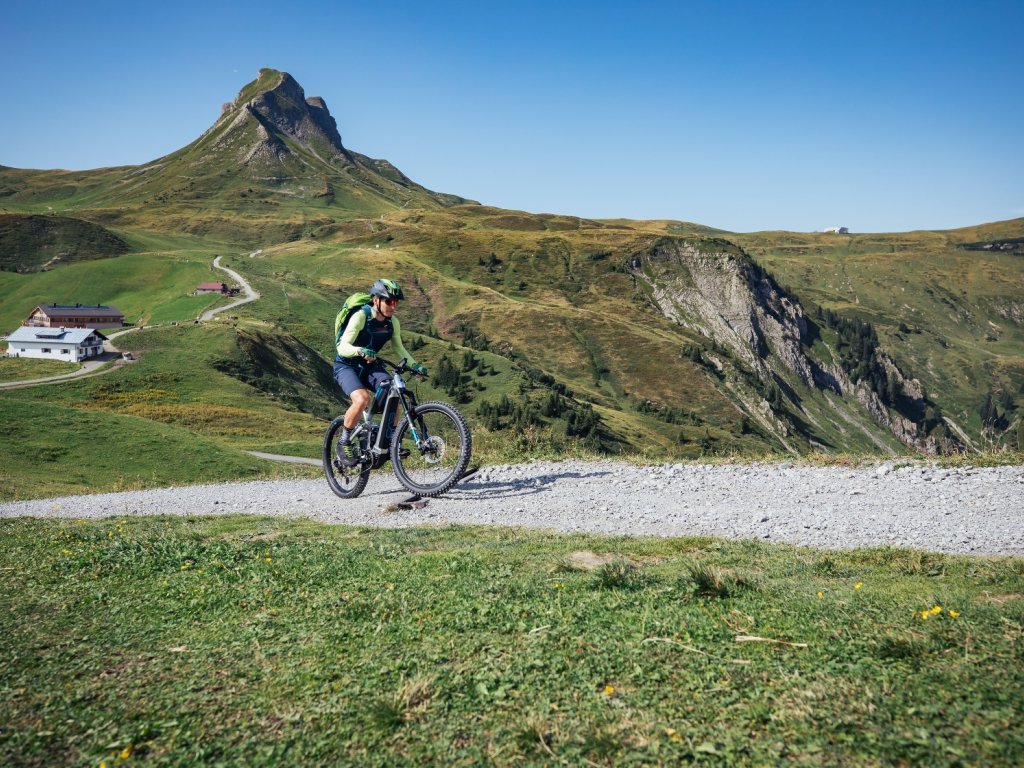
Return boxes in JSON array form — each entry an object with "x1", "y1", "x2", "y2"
[
  {"x1": 3, "y1": 201, "x2": 1022, "y2": 499},
  {"x1": 218, "y1": 218, "x2": 780, "y2": 455},
  {"x1": 0, "y1": 397, "x2": 313, "y2": 500},
  {"x1": 0, "y1": 233, "x2": 239, "y2": 331},
  {"x1": 7, "y1": 208, "x2": 1023, "y2": 498},
  {"x1": 0, "y1": 213, "x2": 131, "y2": 271},
  {"x1": 0, "y1": 357, "x2": 79, "y2": 382}
]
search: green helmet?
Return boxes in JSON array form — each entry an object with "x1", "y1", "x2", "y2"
[{"x1": 371, "y1": 278, "x2": 405, "y2": 301}]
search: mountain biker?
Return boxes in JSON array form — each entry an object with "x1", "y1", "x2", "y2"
[{"x1": 334, "y1": 278, "x2": 427, "y2": 465}]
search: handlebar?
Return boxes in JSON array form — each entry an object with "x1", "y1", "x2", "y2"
[{"x1": 375, "y1": 356, "x2": 427, "y2": 378}]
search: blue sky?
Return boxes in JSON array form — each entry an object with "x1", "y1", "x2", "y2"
[{"x1": 6, "y1": 0, "x2": 1022, "y2": 232}]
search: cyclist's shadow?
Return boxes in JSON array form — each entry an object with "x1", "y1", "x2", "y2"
[{"x1": 445, "y1": 469, "x2": 614, "y2": 500}]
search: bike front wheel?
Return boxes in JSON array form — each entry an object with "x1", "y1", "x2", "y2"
[
  {"x1": 391, "y1": 401, "x2": 472, "y2": 497},
  {"x1": 323, "y1": 417, "x2": 371, "y2": 499}
]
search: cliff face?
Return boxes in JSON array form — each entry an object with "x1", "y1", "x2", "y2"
[
  {"x1": 631, "y1": 239, "x2": 813, "y2": 384},
  {"x1": 628, "y1": 237, "x2": 956, "y2": 453}
]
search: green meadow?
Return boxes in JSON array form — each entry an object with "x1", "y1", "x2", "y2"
[
  {"x1": 0, "y1": 356, "x2": 79, "y2": 383},
  {"x1": 0, "y1": 243, "x2": 232, "y2": 331},
  {"x1": 2, "y1": 516, "x2": 1021, "y2": 766}
]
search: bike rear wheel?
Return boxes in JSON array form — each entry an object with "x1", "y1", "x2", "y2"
[
  {"x1": 323, "y1": 417, "x2": 370, "y2": 499},
  {"x1": 391, "y1": 401, "x2": 471, "y2": 497}
]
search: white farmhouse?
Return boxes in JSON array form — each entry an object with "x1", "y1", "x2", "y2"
[
  {"x1": 5, "y1": 326, "x2": 108, "y2": 362},
  {"x1": 823, "y1": 226, "x2": 850, "y2": 234}
]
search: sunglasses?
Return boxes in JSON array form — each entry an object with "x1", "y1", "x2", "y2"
[{"x1": 381, "y1": 298, "x2": 399, "y2": 306}]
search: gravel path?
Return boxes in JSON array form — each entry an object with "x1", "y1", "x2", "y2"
[{"x1": 2, "y1": 460, "x2": 1022, "y2": 556}]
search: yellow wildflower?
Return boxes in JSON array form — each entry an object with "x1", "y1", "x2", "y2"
[
  {"x1": 602, "y1": 684, "x2": 615, "y2": 696},
  {"x1": 265, "y1": 557, "x2": 272, "y2": 563},
  {"x1": 817, "y1": 591, "x2": 823, "y2": 600},
  {"x1": 664, "y1": 727, "x2": 683, "y2": 742},
  {"x1": 919, "y1": 610, "x2": 930, "y2": 620},
  {"x1": 929, "y1": 606, "x2": 942, "y2": 616},
  {"x1": 949, "y1": 610, "x2": 960, "y2": 618},
  {"x1": 553, "y1": 582, "x2": 565, "y2": 589},
  {"x1": 854, "y1": 582, "x2": 863, "y2": 590},
  {"x1": 119, "y1": 745, "x2": 132, "y2": 759}
]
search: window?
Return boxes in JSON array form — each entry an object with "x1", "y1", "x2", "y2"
[
  {"x1": 42, "y1": 348, "x2": 51, "y2": 353},
  {"x1": 61, "y1": 349, "x2": 70, "y2": 354}
]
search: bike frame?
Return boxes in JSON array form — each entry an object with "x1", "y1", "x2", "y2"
[{"x1": 352, "y1": 360, "x2": 423, "y2": 466}]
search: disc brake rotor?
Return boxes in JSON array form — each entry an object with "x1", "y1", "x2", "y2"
[{"x1": 420, "y1": 436, "x2": 446, "y2": 464}]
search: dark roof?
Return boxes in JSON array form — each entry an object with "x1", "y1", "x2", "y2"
[{"x1": 35, "y1": 304, "x2": 124, "y2": 318}]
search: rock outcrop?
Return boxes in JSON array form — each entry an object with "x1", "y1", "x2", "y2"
[{"x1": 629, "y1": 236, "x2": 956, "y2": 454}]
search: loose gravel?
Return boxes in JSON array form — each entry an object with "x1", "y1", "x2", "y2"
[{"x1": 2, "y1": 460, "x2": 1022, "y2": 556}]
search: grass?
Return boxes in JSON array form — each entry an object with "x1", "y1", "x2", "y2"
[
  {"x1": 0, "y1": 249, "x2": 229, "y2": 331},
  {"x1": 0, "y1": 398, "x2": 317, "y2": 500},
  {"x1": 1, "y1": 517, "x2": 1021, "y2": 766},
  {"x1": 0, "y1": 355, "x2": 80, "y2": 382},
  {"x1": 0, "y1": 322, "x2": 336, "y2": 499}
]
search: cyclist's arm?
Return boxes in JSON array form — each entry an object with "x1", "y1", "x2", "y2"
[
  {"x1": 336, "y1": 311, "x2": 368, "y2": 358},
  {"x1": 389, "y1": 316, "x2": 416, "y2": 366}
]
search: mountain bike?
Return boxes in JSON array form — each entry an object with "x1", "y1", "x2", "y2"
[{"x1": 323, "y1": 357, "x2": 472, "y2": 499}]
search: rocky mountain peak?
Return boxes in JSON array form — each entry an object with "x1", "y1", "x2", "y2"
[
  {"x1": 71, "y1": 67, "x2": 473, "y2": 216},
  {"x1": 229, "y1": 69, "x2": 348, "y2": 162}
]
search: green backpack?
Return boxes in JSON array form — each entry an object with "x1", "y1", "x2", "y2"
[{"x1": 334, "y1": 292, "x2": 373, "y2": 346}]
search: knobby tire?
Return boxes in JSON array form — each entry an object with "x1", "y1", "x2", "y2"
[
  {"x1": 391, "y1": 401, "x2": 471, "y2": 497},
  {"x1": 323, "y1": 416, "x2": 370, "y2": 499}
]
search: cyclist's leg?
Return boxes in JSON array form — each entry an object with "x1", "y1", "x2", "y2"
[
  {"x1": 333, "y1": 363, "x2": 371, "y2": 465},
  {"x1": 334, "y1": 363, "x2": 371, "y2": 430},
  {"x1": 345, "y1": 388, "x2": 372, "y2": 428}
]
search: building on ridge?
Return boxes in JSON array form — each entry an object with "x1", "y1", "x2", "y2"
[
  {"x1": 196, "y1": 282, "x2": 229, "y2": 295},
  {"x1": 22, "y1": 304, "x2": 125, "y2": 329}
]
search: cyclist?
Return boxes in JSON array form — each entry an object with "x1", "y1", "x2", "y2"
[{"x1": 334, "y1": 278, "x2": 426, "y2": 465}]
